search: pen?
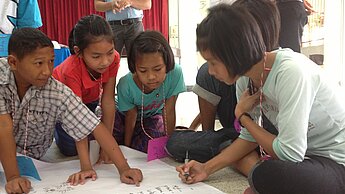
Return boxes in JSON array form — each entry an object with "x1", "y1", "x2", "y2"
[{"x1": 184, "y1": 150, "x2": 190, "y2": 179}]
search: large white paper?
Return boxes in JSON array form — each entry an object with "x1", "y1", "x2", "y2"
[{"x1": 0, "y1": 145, "x2": 225, "y2": 194}]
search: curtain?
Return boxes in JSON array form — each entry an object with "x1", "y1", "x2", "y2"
[
  {"x1": 37, "y1": 0, "x2": 168, "y2": 46},
  {"x1": 143, "y1": 0, "x2": 169, "y2": 40},
  {"x1": 37, "y1": 0, "x2": 104, "y2": 45}
]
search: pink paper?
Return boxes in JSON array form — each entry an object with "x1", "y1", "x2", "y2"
[{"x1": 147, "y1": 136, "x2": 169, "y2": 161}]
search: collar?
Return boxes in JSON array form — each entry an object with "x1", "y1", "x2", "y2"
[{"x1": 80, "y1": 58, "x2": 105, "y2": 89}]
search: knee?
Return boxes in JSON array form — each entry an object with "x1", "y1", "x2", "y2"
[{"x1": 233, "y1": 151, "x2": 260, "y2": 177}]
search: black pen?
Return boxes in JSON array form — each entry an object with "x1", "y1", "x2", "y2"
[{"x1": 184, "y1": 150, "x2": 190, "y2": 179}]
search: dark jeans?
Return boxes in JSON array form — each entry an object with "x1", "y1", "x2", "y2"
[
  {"x1": 54, "y1": 100, "x2": 98, "y2": 156},
  {"x1": 277, "y1": 1, "x2": 308, "y2": 53},
  {"x1": 166, "y1": 128, "x2": 239, "y2": 162},
  {"x1": 110, "y1": 20, "x2": 144, "y2": 56},
  {"x1": 249, "y1": 155, "x2": 345, "y2": 194}
]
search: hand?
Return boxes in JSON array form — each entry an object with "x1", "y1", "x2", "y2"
[
  {"x1": 176, "y1": 160, "x2": 208, "y2": 184},
  {"x1": 67, "y1": 169, "x2": 97, "y2": 186},
  {"x1": 112, "y1": 0, "x2": 131, "y2": 13},
  {"x1": 235, "y1": 89, "x2": 261, "y2": 118},
  {"x1": 97, "y1": 149, "x2": 113, "y2": 164},
  {"x1": 119, "y1": 168, "x2": 143, "y2": 186},
  {"x1": 5, "y1": 176, "x2": 31, "y2": 194},
  {"x1": 304, "y1": 0, "x2": 316, "y2": 15}
]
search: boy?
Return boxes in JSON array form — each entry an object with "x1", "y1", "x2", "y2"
[{"x1": 0, "y1": 28, "x2": 142, "y2": 194}]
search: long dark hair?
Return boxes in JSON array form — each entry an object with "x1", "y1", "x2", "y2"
[{"x1": 68, "y1": 14, "x2": 113, "y2": 55}]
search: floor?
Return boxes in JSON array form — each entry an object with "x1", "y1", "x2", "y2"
[
  {"x1": 42, "y1": 94, "x2": 248, "y2": 194},
  {"x1": 41, "y1": 58, "x2": 248, "y2": 193}
]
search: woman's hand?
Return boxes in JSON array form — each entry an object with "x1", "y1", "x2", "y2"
[
  {"x1": 176, "y1": 160, "x2": 209, "y2": 184},
  {"x1": 67, "y1": 169, "x2": 97, "y2": 186},
  {"x1": 235, "y1": 89, "x2": 261, "y2": 118},
  {"x1": 119, "y1": 168, "x2": 143, "y2": 186}
]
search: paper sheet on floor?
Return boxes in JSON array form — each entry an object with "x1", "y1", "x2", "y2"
[{"x1": 0, "y1": 144, "x2": 225, "y2": 194}]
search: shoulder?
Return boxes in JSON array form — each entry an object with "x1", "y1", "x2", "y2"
[
  {"x1": 42, "y1": 77, "x2": 80, "y2": 103},
  {"x1": 168, "y1": 63, "x2": 183, "y2": 75},
  {"x1": 54, "y1": 55, "x2": 83, "y2": 79},
  {"x1": 117, "y1": 73, "x2": 133, "y2": 87}
]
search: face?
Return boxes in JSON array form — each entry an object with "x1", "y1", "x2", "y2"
[
  {"x1": 80, "y1": 39, "x2": 115, "y2": 74},
  {"x1": 135, "y1": 52, "x2": 167, "y2": 92},
  {"x1": 8, "y1": 46, "x2": 55, "y2": 88},
  {"x1": 200, "y1": 50, "x2": 239, "y2": 85}
]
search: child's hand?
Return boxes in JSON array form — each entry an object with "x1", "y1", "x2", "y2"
[
  {"x1": 67, "y1": 169, "x2": 97, "y2": 186},
  {"x1": 97, "y1": 149, "x2": 113, "y2": 164},
  {"x1": 120, "y1": 168, "x2": 143, "y2": 186},
  {"x1": 235, "y1": 89, "x2": 261, "y2": 117},
  {"x1": 5, "y1": 176, "x2": 31, "y2": 194}
]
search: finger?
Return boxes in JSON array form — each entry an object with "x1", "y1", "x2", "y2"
[
  {"x1": 71, "y1": 174, "x2": 79, "y2": 186},
  {"x1": 91, "y1": 172, "x2": 97, "y2": 181},
  {"x1": 19, "y1": 180, "x2": 31, "y2": 194}
]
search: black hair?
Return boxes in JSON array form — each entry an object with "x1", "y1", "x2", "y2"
[
  {"x1": 196, "y1": 4, "x2": 266, "y2": 77},
  {"x1": 232, "y1": 0, "x2": 280, "y2": 51},
  {"x1": 68, "y1": 14, "x2": 113, "y2": 55},
  {"x1": 8, "y1": 27, "x2": 53, "y2": 60},
  {"x1": 127, "y1": 30, "x2": 175, "y2": 73}
]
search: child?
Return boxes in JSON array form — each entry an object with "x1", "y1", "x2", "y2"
[
  {"x1": 53, "y1": 14, "x2": 118, "y2": 163},
  {"x1": 166, "y1": 0, "x2": 280, "y2": 168},
  {"x1": 0, "y1": 28, "x2": 142, "y2": 194},
  {"x1": 176, "y1": 3, "x2": 345, "y2": 194},
  {"x1": 114, "y1": 30, "x2": 186, "y2": 152}
]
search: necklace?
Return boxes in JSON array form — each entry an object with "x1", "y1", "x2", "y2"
[
  {"x1": 140, "y1": 83, "x2": 168, "y2": 139},
  {"x1": 258, "y1": 53, "x2": 271, "y2": 159},
  {"x1": 12, "y1": 93, "x2": 30, "y2": 157},
  {"x1": 87, "y1": 69, "x2": 103, "y2": 117}
]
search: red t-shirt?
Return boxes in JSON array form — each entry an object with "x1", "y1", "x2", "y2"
[{"x1": 53, "y1": 52, "x2": 120, "y2": 104}]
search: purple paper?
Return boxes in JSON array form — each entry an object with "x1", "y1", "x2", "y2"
[{"x1": 147, "y1": 136, "x2": 169, "y2": 161}]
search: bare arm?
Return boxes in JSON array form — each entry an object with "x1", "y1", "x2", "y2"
[
  {"x1": 204, "y1": 138, "x2": 258, "y2": 175},
  {"x1": 235, "y1": 90, "x2": 278, "y2": 159},
  {"x1": 92, "y1": 123, "x2": 129, "y2": 173},
  {"x1": 94, "y1": 0, "x2": 151, "y2": 12},
  {"x1": 94, "y1": 0, "x2": 114, "y2": 12},
  {"x1": 124, "y1": 107, "x2": 138, "y2": 147},
  {"x1": 101, "y1": 77, "x2": 116, "y2": 135},
  {"x1": 0, "y1": 114, "x2": 31, "y2": 193},
  {"x1": 75, "y1": 138, "x2": 93, "y2": 171},
  {"x1": 198, "y1": 96, "x2": 217, "y2": 131},
  {"x1": 189, "y1": 113, "x2": 201, "y2": 130},
  {"x1": 92, "y1": 122, "x2": 143, "y2": 185},
  {"x1": 164, "y1": 95, "x2": 177, "y2": 135},
  {"x1": 128, "y1": 0, "x2": 151, "y2": 10}
]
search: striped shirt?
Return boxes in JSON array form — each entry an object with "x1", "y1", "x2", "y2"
[{"x1": 0, "y1": 58, "x2": 100, "y2": 159}]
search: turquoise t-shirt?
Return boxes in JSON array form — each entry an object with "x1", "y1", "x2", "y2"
[{"x1": 117, "y1": 64, "x2": 186, "y2": 118}]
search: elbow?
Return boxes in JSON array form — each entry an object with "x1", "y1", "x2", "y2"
[{"x1": 143, "y1": 1, "x2": 152, "y2": 10}]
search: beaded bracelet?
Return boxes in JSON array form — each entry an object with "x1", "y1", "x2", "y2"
[{"x1": 237, "y1": 112, "x2": 253, "y2": 127}]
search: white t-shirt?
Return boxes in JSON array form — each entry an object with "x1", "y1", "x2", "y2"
[{"x1": 237, "y1": 48, "x2": 345, "y2": 165}]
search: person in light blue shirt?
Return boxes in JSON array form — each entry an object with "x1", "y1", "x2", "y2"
[
  {"x1": 114, "y1": 30, "x2": 186, "y2": 153},
  {"x1": 94, "y1": 0, "x2": 151, "y2": 56}
]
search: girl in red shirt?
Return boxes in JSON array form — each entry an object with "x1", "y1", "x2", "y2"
[{"x1": 53, "y1": 14, "x2": 119, "y2": 164}]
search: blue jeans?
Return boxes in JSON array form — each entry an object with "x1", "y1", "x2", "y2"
[{"x1": 54, "y1": 100, "x2": 98, "y2": 156}]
